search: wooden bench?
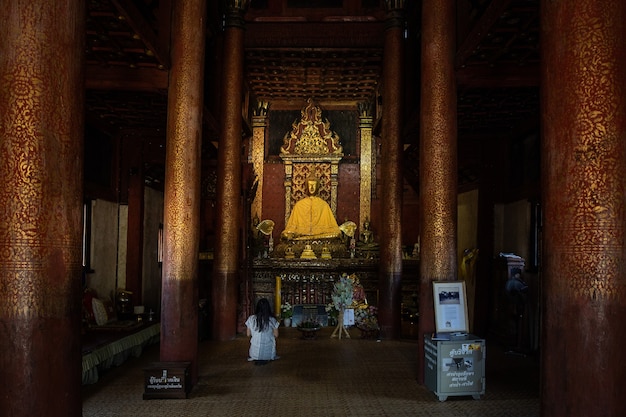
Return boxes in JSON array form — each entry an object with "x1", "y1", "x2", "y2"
[{"x1": 82, "y1": 321, "x2": 160, "y2": 385}]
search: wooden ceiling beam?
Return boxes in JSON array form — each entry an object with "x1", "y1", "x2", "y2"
[
  {"x1": 244, "y1": 21, "x2": 385, "y2": 48},
  {"x1": 111, "y1": 0, "x2": 171, "y2": 69},
  {"x1": 455, "y1": 0, "x2": 513, "y2": 68},
  {"x1": 86, "y1": 65, "x2": 168, "y2": 91}
]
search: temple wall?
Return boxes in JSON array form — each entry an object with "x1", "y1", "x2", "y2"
[
  {"x1": 87, "y1": 199, "x2": 126, "y2": 301},
  {"x1": 260, "y1": 163, "x2": 286, "y2": 230},
  {"x1": 142, "y1": 187, "x2": 164, "y2": 315},
  {"x1": 336, "y1": 163, "x2": 360, "y2": 226}
]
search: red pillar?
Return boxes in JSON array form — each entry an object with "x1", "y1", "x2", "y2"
[
  {"x1": 378, "y1": 1, "x2": 406, "y2": 340},
  {"x1": 212, "y1": 2, "x2": 248, "y2": 341},
  {"x1": 0, "y1": 1, "x2": 85, "y2": 416},
  {"x1": 161, "y1": 0, "x2": 206, "y2": 385},
  {"x1": 541, "y1": 1, "x2": 626, "y2": 415},
  {"x1": 418, "y1": 0, "x2": 458, "y2": 383}
]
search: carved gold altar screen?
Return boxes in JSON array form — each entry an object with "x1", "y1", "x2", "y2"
[{"x1": 280, "y1": 99, "x2": 343, "y2": 223}]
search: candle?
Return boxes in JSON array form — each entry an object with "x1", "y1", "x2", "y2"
[{"x1": 275, "y1": 276, "x2": 281, "y2": 317}]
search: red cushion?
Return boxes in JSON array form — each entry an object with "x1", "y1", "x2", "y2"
[{"x1": 82, "y1": 289, "x2": 97, "y2": 324}]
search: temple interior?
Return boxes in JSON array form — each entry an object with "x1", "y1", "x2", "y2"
[
  {"x1": 2, "y1": 1, "x2": 626, "y2": 416},
  {"x1": 82, "y1": 0, "x2": 542, "y2": 342}
]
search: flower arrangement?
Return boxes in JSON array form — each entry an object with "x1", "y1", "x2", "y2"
[
  {"x1": 325, "y1": 303, "x2": 339, "y2": 319},
  {"x1": 331, "y1": 274, "x2": 354, "y2": 311},
  {"x1": 280, "y1": 302, "x2": 293, "y2": 318},
  {"x1": 355, "y1": 305, "x2": 379, "y2": 331}
]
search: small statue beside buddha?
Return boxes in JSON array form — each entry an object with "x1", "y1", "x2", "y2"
[
  {"x1": 360, "y1": 218, "x2": 373, "y2": 245},
  {"x1": 355, "y1": 217, "x2": 379, "y2": 259},
  {"x1": 348, "y1": 274, "x2": 367, "y2": 309},
  {"x1": 253, "y1": 217, "x2": 275, "y2": 259}
]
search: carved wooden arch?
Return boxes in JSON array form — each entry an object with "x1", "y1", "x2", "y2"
[{"x1": 279, "y1": 98, "x2": 344, "y2": 225}]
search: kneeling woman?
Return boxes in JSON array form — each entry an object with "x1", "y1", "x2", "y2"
[{"x1": 245, "y1": 298, "x2": 280, "y2": 363}]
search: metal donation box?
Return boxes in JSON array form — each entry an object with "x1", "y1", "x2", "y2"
[{"x1": 424, "y1": 334, "x2": 486, "y2": 401}]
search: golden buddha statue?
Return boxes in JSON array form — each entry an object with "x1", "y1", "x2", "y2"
[{"x1": 281, "y1": 177, "x2": 342, "y2": 241}]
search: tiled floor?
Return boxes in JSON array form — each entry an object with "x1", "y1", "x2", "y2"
[{"x1": 82, "y1": 326, "x2": 540, "y2": 417}]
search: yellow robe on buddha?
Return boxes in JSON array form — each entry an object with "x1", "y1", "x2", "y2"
[{"x1": 282, "y1": 196, "x2": 341, "y2": 240}]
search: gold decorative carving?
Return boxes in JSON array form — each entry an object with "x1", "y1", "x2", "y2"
[
  {"x1": 359, "y1": 116, "x2": 373, "y2": 229},
  {"x1": 1, "y1": 52, "x2": 44, "y2": 319},
  {"x1": 1, "y1": 42, "x2": 82, "y2": 319},
  {"x1": 553, "y1": 3, "x2": 623, "y2": 301},
  {"x1": 280, "y1": 99, "x2": 344, "y2": 224},
  {"x1": 291, "y1": 163, "x2": 332, "y2": 204},
  {"x1": 280, "y1": 98, "x2": 343, "y2": 156},
  {"x1": 250, "y1": 114, "x2": 267, "y2": 221}
]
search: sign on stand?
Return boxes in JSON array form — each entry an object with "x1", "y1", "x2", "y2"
[{"x1": 143, "y1": 362, "x2": 191, "y2": 399}]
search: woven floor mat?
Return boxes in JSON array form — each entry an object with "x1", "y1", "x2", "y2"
[{"x1": 83, "y1": 327, "x2": 539, "y2": 417}]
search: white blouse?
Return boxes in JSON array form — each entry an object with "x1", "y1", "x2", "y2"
[{"x1": 245, "y1": 315, "x2": 279, "y2": 361}]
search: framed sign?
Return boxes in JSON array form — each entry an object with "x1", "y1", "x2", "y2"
[
  {"x1": 433, "y1": 281, "x2": 469, "y2": 333},
  {"x1": 343, "y1": 308, "x2": 355, "y2": 326}
]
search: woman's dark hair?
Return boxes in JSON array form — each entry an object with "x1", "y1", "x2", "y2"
[{"x1": 254, "y1": 298, "x2": 273, "y2": 332}]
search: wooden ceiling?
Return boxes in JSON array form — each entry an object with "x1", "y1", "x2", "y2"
[
  {"x1": 244, "y1": 48, "x2": 383, "y2": 104},
  {"x1": 84, "y1": 0, "x2": 541, "y2": 191}
]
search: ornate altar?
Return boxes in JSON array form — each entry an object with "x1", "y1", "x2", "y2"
[
  {"x1": 280, "y1": 98, "x2": 343, "y2": 222},
  {"x1": 271, "y1": 98, "x2": 348, "y2": 259},
  {"x1": 244, "y1": 99, "x2": 381, "y2": 324},
  {"x1": 251, "y1": 258, "x2": 379, "y2": 317}
]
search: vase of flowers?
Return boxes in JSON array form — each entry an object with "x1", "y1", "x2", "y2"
[
  {"x1": 281, "y1": 302, "x2": 293, "y2": 327},
  {"x1": 325, "y1": 303, "x2": 339, "y2": 326}
]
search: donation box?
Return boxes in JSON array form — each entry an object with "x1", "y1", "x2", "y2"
[{"x1": 424, "y1": 334, "x2": 486, "y2": 402}]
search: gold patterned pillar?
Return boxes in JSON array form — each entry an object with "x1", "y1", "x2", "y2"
[
  {"x1": 541, "y1": 1, "x2": 626, "y2": 415},
  {"x1": 161, "y1": 0, "x2": 206, "y2": 385},
  {"x1": 358, "y1": 104, "x2": 374, "y2": 229},
  {"x1": 251, "y1": 104, "x2": 268, "y2": 221},
  {"x1": 0, "y1": 2, "x2": 85, "y2": 416},
  {"x1": 212, "y1": 0, "x2": 249, "y2": 341},
  {"x1": 283, "y1": 161, "x2": 294, "y2": 223},
  {"x1": 378, "y1": 1, "x2": 405, "y2": 340},
  {"x1": 330, "y1": 162, "x2": 339, "y2": 214},
  {"x1": 418, "y1": 0, "x2": 458, "y2": 382}
]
